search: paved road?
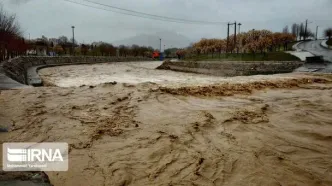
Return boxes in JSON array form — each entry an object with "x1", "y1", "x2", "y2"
[
  {"x1": 285, "y1": 51, "x2": 314, "y2": 61},
  {"x1": 297, "y1": 40, "x2": 332, "y2": 62}
]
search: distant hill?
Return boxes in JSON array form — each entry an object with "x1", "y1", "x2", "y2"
[{"x1": 113, "y1": 31, "x2": 192, "y2": 50}]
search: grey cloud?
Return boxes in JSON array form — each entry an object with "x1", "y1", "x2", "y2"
[
  {"x1": 8, "y1": 0, "x2": 32, "y2": 5},
  {"x1": 1, "y1": 0, "x2": 331, "y2": 47}
]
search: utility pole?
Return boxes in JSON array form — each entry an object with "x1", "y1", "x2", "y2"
[
  {"x1": 226, "y1": 23, "x2": 230, "y2": 54},
  {"x1": 72, "y1": 26, "x2": 75, "y2": 55},
  {"x1": 159, "y1": 38, "x2": 162, "y2": 61},
  {"x1": 316, "y1": 26, "x2": 319, "y2": 40},
  {"x1": 226, "y1": 22, "x2": 237, "y2": 55},
  {"x1": 234, "y1": 21, "x2": 237, "y2": 53},
  {"x1": 304, "y1": 19, "x2": 308, "y2": 41},
  {"x1": 238, "y1": 23, "x2": 242, "y2": 53}
]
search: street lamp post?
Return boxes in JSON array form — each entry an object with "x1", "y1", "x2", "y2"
[
  {"x1": 238, "y1": 23, "x2": 242, "y2": 34},
  {"x1": 316, "y1": 26, "x2": 319, "y2": 40},
  {"x1": 159, "y1": 38, "x2": 162, "y2": 61},
  {"x1": 71, "y1": 26, "x2": 75, "y2": 55},
  {"x1": 238, "y1": 23, "x2": 242, "y2": 53}
]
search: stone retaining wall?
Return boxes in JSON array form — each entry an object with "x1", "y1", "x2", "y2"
[
  {"x1": 157, "y1": 61, "x2": 303, "y2": 77},
  {"x1": 2, "y1": 56, "x2": 151, "y2": 85}
]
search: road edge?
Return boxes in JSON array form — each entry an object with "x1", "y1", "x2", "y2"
[
  {"x1": 292, "y1": 41, "x2": 304, "y2": 51},
  {"x1": 320, "y1": 40, "x2": 332, "y2": 50}
]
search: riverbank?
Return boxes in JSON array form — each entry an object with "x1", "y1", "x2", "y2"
[{"x1": 156, "y1": 60, "x2": 303, "y2": 77}]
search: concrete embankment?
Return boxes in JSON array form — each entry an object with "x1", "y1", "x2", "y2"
[
  {"x1": 157, "y1": 61, "x2": 303, "y2": 77},
  {"x1": 0, "y1": 65, "x2": 29, "y2": 90},
  {"x1": 2, "y1": 56, "x2": 150, "y2": 87}
]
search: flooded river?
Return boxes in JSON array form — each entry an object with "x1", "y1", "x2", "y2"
[
  {"x1": 1, "y1": 62, "x2": 332, "y2": 186},
  {"x1": 38, "y1": 61, "x2": 311, "y2": 87}
]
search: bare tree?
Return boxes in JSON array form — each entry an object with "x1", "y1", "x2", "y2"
[
  {"x1": 0, "y1": 5, "x2": 24, "y2": 60},
  {"x1": 58, "y1": 36, "x2": 69, "y2": 43},
  {"x1": 324, "y1": 28, "x2": 332, "y2": 40},
  {"x1": 306, "y1": 29, "x2": 315, "y2": 39},
  {"x1": 299, "y1": 23, "x2": 305, "y2": 40},
  {"x1": 282, "y1": 25, "x2": 289, "y2": 34},
  {"x1": 131, "y1": 44, "x2": 140, "y2": 56},
  {"x1": 58, "y1": 36, "x2": 71, "y2": 54},
  {"x1": 119, "y1": 45, "x2": 128, "y2": 57},
  {"x1": 291, "y1": 23, "x2": 299, "y2": 40},
  {"x1": 0, "y1": 7, "x2": 21, "y2": 36}
]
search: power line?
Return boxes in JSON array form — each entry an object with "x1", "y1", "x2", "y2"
[
  {"x1": 64, "y1": 0, "x2": 197, "y2": 24},
  {"x1": 81, "y1": 0, "x2": 227, "y2": 25},
  {"x1": 63, "y1": 0, "x2": 226, "y2": 25}
]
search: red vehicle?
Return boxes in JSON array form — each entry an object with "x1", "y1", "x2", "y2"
[{"x1": 152, "y1": 51, "x2": 160, "y2": 59}]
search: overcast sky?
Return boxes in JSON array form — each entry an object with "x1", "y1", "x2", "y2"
[{"x1": 2, "y1": 0, "x2": 332, "y2": 44}]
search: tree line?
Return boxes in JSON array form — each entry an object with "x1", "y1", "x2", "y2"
[
  {"x1": 177, "y1": 25, "x2": 332, "y2": 59},
  {"x1": 177, "y1": 30, "x2": 296, "y2": 58},
  {"x1": 34, "y1": 35, "x2": 156, "y2": 57},
  {"x1": 285, "y1": 23, "x2": 332, "y2": 41},
  {"x1": 1, "y1": 5, "x2": 332, "y2": 61},
  {"x1": 0, "y1": 6, "x2": 157, "y2": 61},
  {"x1": 283, "y1": 23, "x2": 315, "y2": 40},
  {"x1": 0, "y1": 6, "x2": 28, "y2": 61}
]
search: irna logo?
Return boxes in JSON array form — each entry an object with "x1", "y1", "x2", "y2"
[
  {"x1": 3, "y1": 143, "x2": 68, "y2": 171},
  {"x1": 7, "y1": 148, "x2": 64, "y2": 162}
]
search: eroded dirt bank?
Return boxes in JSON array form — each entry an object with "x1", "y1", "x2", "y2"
[{"x1": 1, "y1": 74, "x2": 332, "y2": 186}]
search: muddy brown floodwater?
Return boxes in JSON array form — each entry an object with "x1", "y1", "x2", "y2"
[{"x1": 1, "y1": 61, "x2": 332, "y2": 186}]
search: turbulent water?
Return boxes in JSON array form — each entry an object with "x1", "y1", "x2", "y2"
[
  {"x1": 38, "y1": 61, "x2": 312, "y2": 87},
  {"x1": 1, "y1": 62, "x2": 332, "y2": 186}
]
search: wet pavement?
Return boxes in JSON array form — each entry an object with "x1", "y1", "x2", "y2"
[
  {"x1": 297, "y1": 40, "x2": 332, "y2": 62},
  {"x1": 285, "y1": 51, "x2": 313, "y2": 61}
]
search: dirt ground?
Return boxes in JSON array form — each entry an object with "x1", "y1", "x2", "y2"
[{"x1": 1, "y1": 62, "x2": 332, "y2": 186}]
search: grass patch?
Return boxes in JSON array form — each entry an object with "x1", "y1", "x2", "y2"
[
  {"x1": 185, "y1": 52, "x2": 300, "y2": 62},
  {"x1": 286, "y1": 41, "x2": 298, "y2": 51}
]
